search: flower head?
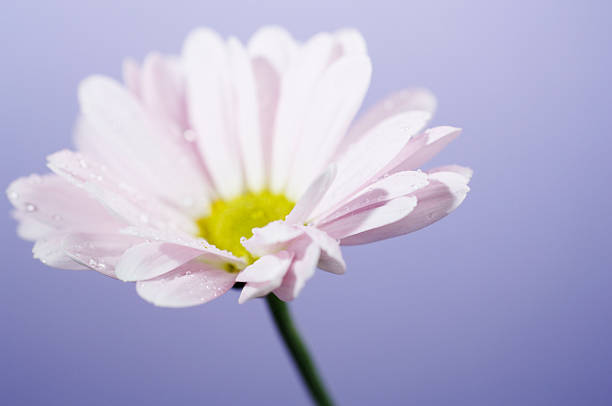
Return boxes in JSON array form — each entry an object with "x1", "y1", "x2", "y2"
[{"x1": 7, "y1": 27, "x2": 471, "y2": 307}]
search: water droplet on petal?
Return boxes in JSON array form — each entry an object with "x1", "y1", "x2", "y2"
[{"x1": 25, "y1": 203, "x2": 37, "y2": 212}]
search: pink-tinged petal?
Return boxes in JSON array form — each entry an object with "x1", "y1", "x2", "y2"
[
  {"x1": 239, "y1": 279, "x2": 283, "y2": 304},
  {"x1": 340, "y1": 170, "x2": 471, "y2": 245},
  {"x1": 270, "y1": 32, "x2": 336, "y2": 193},
  {"x1": 273, "y1": 240, "x2": 320, "y2": 301},
  {"x1": 236, "y1": 251, "x2": 293, "y2": 283},
  {"x1": 115, "y1": 242, "x2": 207, "y2": 282},
  {"x1": 301, "y1": 226, "x2": 345, "y2": 275},
  {"x1": 333, "y1": 28, "x2": 367, "y2": 57},
  {"x1": 78, "y1": 75, "x2": 211, "y2": 215},
  {"x1": 120, "y1": 226, "x2": 245, "y2": 268},
  {"x1": 237, "y1": 251, "x2": 294, "y2": 304},
  {"x1": 310, "y1": 111, "x2": 431, "y2": 220},
  {"x1": 62, "y1": 233, "x2": 143, "y2": 277},
  {"x1": 183, "y1": 28, "x2": 244, "y2": 199},
  {"x1": 47, "y1": 150, "x2": 196, "y2": 233},
  {"x1": 286, "y1": 55, "x2": 372, "y2": 200},
  {"x1": 248, "y1": 26, "x2": 298, "y2": 74},
  {"x1": 316, "y1": 170, "x2": 429, "y2": 225},
  {"x1": 286, "y1": 165, "x2": 336, "y2": 225},
  {"x1": 252, "y1": 57, "x2": 281, "y2": 181},
  {"x1": 241, "y1": 221, "x2": 303, "y2": 257},
  {"x1": 320, "y1": 196, "x2": 418, "y2": 240},
  {"x1": 122, "y1": 58, "x2": 141, "y2": 97},
  {"x1": 33, "y1": 234, "x2": 84, "y2": 270},
  {"x1": 336, "y1": 88, "x2": 436, "y2": 158},
  {"x1": 7, "y1": 173, "x2": 124, "y2": 233},
  {"x1": 12, "y1": 211, "x2": 53, "y2": 241},
  {"x1": 140, "y1": 53, "x2": 189, "y2": 130},
  {"x1": 228, "y1": 37, "x2": 266, "y2": 192},
  {"x1": 429, "y1": 164, "x2": 474, "y2": 181},
  {"x1": 382, "y1": 126, "x2": 462, "y2": 174},
  {"x1": 136, "y1": 262, "x2": 236, "y2": 308}
]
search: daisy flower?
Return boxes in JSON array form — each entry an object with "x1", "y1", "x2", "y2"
[{"x1": 7, "y1": 27, "x2": 471, "y2": 308}]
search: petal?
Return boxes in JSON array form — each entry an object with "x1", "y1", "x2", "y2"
[
  {"x1": 122, "y1": 58, "x2": 141, "y2": 97},
  {"x1": 251, "y1": 57, "x2": 280, "y2": 182},
  {"x1": 136, "y1": 262, "x2": 236, "y2": 308},
  {"x1": 33, "y1": 233, "x2": 84, "y2": 270},
  {"x1": 248, "y1": 26, "x2": 298, "y2": 74},
  {"x1": 12, "y1": 211, "x2": 53, "y2": 241},
  {"x1": 182, "y1": 28, "x2": 244, "y2": 198},
  {"x1": 382, "y1": 126, "x2": 462, "y2": 174},
  {"x1": 7, "y1": 173, "x2": 123, "y2": 233},
  {"x1": 340, "y1": 169, "x2": 471, "y2": 245},
  {"x1": 273, "y1": 239, "x2": 320, "y2": 301},
  {"x1": 62, "y1": 233, "x2": 142, "y2": 277},
  {"x1": 78, "y1": 75, "x2": 211, "y2": 214},
  {"x1": 429, "y1": 164, "x2": 474, "y2": 181},
  {"x1": 315, "y1": 170, "x2": 429, "y2": 225},
  {"x1": 336, "y1": 88, "x2": 436, "y2": 157},
  {"x1": 237, "y1": 251, "x2": 294, "y2": 304},
  {"x1": 228, "y1": 37, "x2": 266, "y2": 192},
  {"x1": 236, "y1": 251, "x2": 293, "y2": 283},
  {"x1": 286, "y1": 165, "x2": 336, "y2": 225},
  {"x1": 115, "y1": 242, "x2": 207, "y2": 282},
  {"x1": 320, "y1": 196, "x2": 418, "y2": 240},
  {"x1": 241, "y1": 221, "x2": 303, "y2": 258},
  {"x1": 333, "y1": 28, "x2": 368, "y2": 57},
  {"x1": 269, "y1": 32, "x2": 336, "y2": 192},
  {"x1": 285, "y1": 55, "x2": 372, "y2": 200},
  {"x1": 120, "y1": 226, "x2": 245, "y2": 268},
  {"x1": 301, "y1": 226, "x2": 345, "y2": 275},
  {"x1": 310, "y1": 111, "x2": 431, "y2": 220},
  {"x1": 139, "y1": 53, "x2": 189, "y2": 130},
  {"x1": 47, "y1": 150, "x2": 196, "y2": 233}
]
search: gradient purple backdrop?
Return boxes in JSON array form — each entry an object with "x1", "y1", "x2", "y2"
[{"x1": 1, "y1": 1, "x2": 611, "y2": 405}]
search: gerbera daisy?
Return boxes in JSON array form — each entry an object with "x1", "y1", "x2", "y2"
[{"x1": 7, "y1": 26, "x2": 471, "y2": 308}]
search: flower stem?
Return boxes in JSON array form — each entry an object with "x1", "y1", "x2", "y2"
[{"x1": 265, "y1": 294, "x2": 335, "y2": 406}]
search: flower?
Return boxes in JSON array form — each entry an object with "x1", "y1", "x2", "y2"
[{"x1": 7, "y1": 27, "x2": 471, "y2": 307}]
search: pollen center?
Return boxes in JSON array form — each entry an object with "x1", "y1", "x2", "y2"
[{"x1": 197, "y1": 190, "x2": 295, "y2": 260}]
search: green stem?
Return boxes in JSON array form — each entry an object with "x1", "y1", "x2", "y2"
[{"x1": 265, "y1": 294, "x2": 335, "y2": 406}]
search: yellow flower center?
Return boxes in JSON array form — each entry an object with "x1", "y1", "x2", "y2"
[{"x1": 197, "y1": 190, "x2": 295, "y2": 261}]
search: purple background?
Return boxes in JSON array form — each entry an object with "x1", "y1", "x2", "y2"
[{"x1": 1, "y1": 1, "x2": 611, "y2": 405}]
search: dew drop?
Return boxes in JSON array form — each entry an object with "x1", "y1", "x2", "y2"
[{"x1": 25, "y1": 203, "x2": 37, "y2": 212}]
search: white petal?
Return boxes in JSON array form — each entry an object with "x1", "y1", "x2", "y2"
[
  {"x1": 320, "y1": 196, "x2": 418, "y2": 240},
  {"x1": 183, "y1": 28, "x2": 244, "y2": 198},
  {"x1": 33, "y1": 234, "x2": 84, "y2": 270},
  {"x1": 7, "y1": 173, "x2": 123, "y2": 233},
  {"x1": 286, "y1": 165, "x2": 336, "y2": 225},
  {"x1": 340, "y1": 169, "x2": 471, "y2": 245},
  {"x1": 270, "y1": 33, "x2": 336, "y2": 193},
  {"x1": 286, "y1": 55, "x2": 372, "y2": 199},
  {"x1": 383, "y1": 126, "x2": 462, "y2": 174},
  {"x1": 316, "y1": 170, "x2": 429, "y2": 225},
  {"x1": 236, "y1": 251, "x2": 293, "y2": 283},
  {"x1": 228, "y1": 37, "x2": 266, "y2": 191},
  {"x1": 47, "y1": 150, "x2": 196, "y2": 233},
  {"x1": 62, "y1": 233, "x2": 142, "y2": 277},
  {"x1": 136, "y1": 263, "x2": 236, "y2": 308},
  {"x1": 336, "y1": 88, "x2": 436, "y2": 157},
  {"x1": 301, "y1": 226, "x2": 345, "y2": 275},
  {"x1": 241, "y1": 221, "x2": 303, "y2": 258},
  {"x1": 115, "y1": 242, "x2": 207, "y2": 282},
  {"x1": 248, "y1": 26, "x2": 298, "y2": 74},
  {"x1": 78, "y1": 75, "x2": 211, "y2": 214},
  {"x1": 273, "y1": 239, "x2": 320, "y2": 301},
  {"x1": 310, "y1": 111, "x2": 431, "y2": 220}
]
